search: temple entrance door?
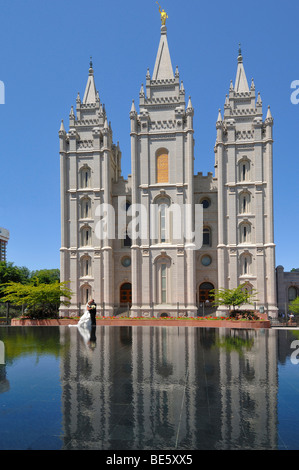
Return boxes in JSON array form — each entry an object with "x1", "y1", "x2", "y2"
[
  {"x1": 120, "y1": 283, "x2": 132, "y2": 305},
  {"x1": 198, "y1": 282, "x2": 215, "y2": 316},
  {"x1": 199, "y1": 282, "x2": 214, "y2": 303}
]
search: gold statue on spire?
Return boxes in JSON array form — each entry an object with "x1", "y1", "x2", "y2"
[{"x1": 156, "y1": 2, "x2": 168, "y2": 25}]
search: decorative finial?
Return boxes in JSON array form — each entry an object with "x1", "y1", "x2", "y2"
[
  {"x1": 89, "y1": 56, "x2": 93, "y2": 75},
  {"x1": 238, "y1": 43, "x2": 243, "y2": 63}
]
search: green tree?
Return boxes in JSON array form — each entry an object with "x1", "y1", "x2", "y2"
[
  {"x1": 0, "y1": 280, "x2": 72, "y2": 318},
  {"x1": 30, "y1": 268, "x2": 60, "y2": 284},
  {"x1": 210, "y1": 283, "x2": 258, "y2": 317},
  {"x1": 289, "y1": 297, "x2": 299, "y2": 316},
  {"x1": 0, "y1": 261, "x2": 31, "y2": 287}
]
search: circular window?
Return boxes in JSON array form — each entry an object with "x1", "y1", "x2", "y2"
[
  {"x1": 201, "y1": 255, "x2": 212, "y2": 266},
  {"x1": 201, "y1": 198, "x2": 211, "y2": 209},
  {"x1": 121, "y1": 256, "x2": 131, "y2": 267}
]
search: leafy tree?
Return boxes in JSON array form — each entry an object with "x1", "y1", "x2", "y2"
[
  {"x1": 210, "y1": 283, "x2": 258, "y2": 317},
  {"x1": 291, "y1": 268, "x2": 299, "y2": 272},
  {"x1": 0, "y1": 261, "x2": 31, "y2": 287},
  {"x1": 289, "y1": 297, "x2": 299, "y2": 316},
  {"x1": 30, "y1": 268, "x2": 60, "y2": 284},
  {"x1": 0, "y1": 280, "x2": 72, "y2": 318}
]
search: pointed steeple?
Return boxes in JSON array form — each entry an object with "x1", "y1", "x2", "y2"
[
  {"x1": 59, "y1": 119, "x2": 66, "y2": 134},
  {"x1": 187, "y1": 96, "x2": 193, "y2": 111},
  {"x1": 234, "y1": 44, "x2": 249, "y2": 93},
  {"x1": 83, "y1": 57, "x2": 97, "y2": 104},
  {"x1": 152, "y1": 26, "x2": 174, "y2": 80},
  {"x1": 130, "y1": 99, "x2": 137, "y2": 114},
  {"x1": 266, "y1": 105, "x2": 272, "y2": 119},
  {"x1": 217, "y1": 109, "x2": 223, "y2": 123}
]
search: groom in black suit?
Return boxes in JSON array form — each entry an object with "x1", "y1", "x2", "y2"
[{"x1": 88, "y1": 299, "x2": 97, "y2": 326}]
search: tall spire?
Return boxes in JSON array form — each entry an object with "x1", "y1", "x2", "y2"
[
  {"x1": 83, "y1": 57, "x2": 97, "y2": 104},
  {"x1": 234, "y1": 44, "x2": 249, "y2": 93},
  {"x1": 152, "y1": 26, "x2": 174, "y2": 80}
]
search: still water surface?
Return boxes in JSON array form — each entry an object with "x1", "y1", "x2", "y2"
[{"x1": 0, "y1": 325, "x2": 299, "y2": 450}]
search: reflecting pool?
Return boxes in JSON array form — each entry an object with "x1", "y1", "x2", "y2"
[{"x1": 0, "y1": 326, "x2": 299, "y2": 450}]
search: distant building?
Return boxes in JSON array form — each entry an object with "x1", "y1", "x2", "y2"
[
  {"x1": 0, "y1": 227, "x2": 9, "y2": 261},
  {"x1": 276, "y1": 266, "x2": 299, "y2": 315}
]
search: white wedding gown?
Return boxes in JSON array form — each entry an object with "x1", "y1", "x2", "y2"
[{"x1": 69, "y1": 304, "x2": 91, "y2": 329}]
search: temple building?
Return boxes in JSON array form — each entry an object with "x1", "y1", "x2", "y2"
[{"x1": 59, "y1": 22, "x2": 278, "y2": 318}]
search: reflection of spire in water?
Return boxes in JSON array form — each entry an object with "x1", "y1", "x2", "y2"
[
  {"x1": 0, "y1": 365, "x2": 10, "y2": 394},
  {"x1": 0, "y1": 340, "x2": 4, "y2": 365}
]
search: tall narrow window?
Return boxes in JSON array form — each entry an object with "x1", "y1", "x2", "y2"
[
  {"x1": 81, "y1": 227, "x2": 91, "y2": 246},
  {"x1": 80, "y1": 167, "x2": 91, "y2": 189},
  {"x1": 241, "y1": 254, "x2": 251, "y2": 275},
  {"x1": 156, "y1": 149, "x2": 169, "y2": 183},
  {"x1": 123, "y1": 227, "x2": 132, "y2": 247},
  {"x1": 81, "y1": 256, "x2": 91, "y2": 277},
  {"x1": 238, "y1": 159, "x2": 250, "y2": 182},
  {"x1": 160, "y1": 204, "x2": 167, "y2": 243},
  {"x1": 240, "y1": 223, "x2": 251, "y2": 243},
  {"x1": 155, "y1": 197, "x2": 170, "y2": 244},
  {"x1": 244, "y1": 257, "x2": 248, "y2": 274},
  {"x1": 240, "y1": 192, "x2": 250, "y2": 214},
  {"x1": 203, "y1": 227, "x2": 211, "y2": 246},
  {"x1": 80, "y1": 197, "x2": 91, "y2": 219},
  {"x1": 161, "y1": 263, "x2": 167, "y2": 303},
  {"x1": 81, "y1": 285, "x2": 91, "y2": 305}
]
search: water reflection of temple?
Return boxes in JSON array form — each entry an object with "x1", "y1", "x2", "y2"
[{"x1": 59, "y1": 326, "x2": 278, "y2": 450}]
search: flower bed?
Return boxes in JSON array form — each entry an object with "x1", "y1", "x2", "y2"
[{"x1": 11, "y1": 316, "x2": 270, "y2": 329}]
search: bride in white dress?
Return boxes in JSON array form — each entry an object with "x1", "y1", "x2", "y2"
[{"x1": 69, "y1": 301, "x2": 92, "y2": 329}]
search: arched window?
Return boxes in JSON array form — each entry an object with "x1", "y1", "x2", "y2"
[
  {"x1": 155, "y1": 196, "x2": 171, "y2": 243},
  {"x1": 81, "y1": 226, "x2": 91, "y2": 246},
  {"x1": 80, "y1": 256, "x2": 92, "y2": 277},
  {"x1": 239, "y1": 222, "x2": 251, "y2": 244},
  {"x1": 155, "y1": 256, "x2": 171, "y2": 304},
  {"x1": 80, "y1": 197, "x2": 91, "y2": 219},
  {"x1": 156, "y1": 149, "x2": 169, "y2": 183},
  {"x1": 81, "y1": 284, "x2": 91, "y2": 305},
  {"x1": 242, "y1": 282, "x2": 253, "y2": 295},
  {"x1": 238, "y1": 158, "x2": 250, "y2": 182},
  {"x1": 288, "y1": 286, "x2": 298, "y2": 301},
  {"x1": 79, "y1": 166, "x2": 91, "y2": 189},
  {"x1": 239, "y1": 192, "x2": 251, "y2": 214},
  {"x1": 241, "y1": 253, "x2": 252, "y2": 275}
]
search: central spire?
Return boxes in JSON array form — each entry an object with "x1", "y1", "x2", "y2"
[
  {"x1": 152, "y1": 25, "x2": 174, "y2": 81},
  {"x1": 83, "y1": 57, "x2": 97, "y2": 104},
  {"x1": 234, "y1": 44, "x2": 249, "y2": 93}
]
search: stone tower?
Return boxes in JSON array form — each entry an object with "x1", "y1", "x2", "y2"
[
  {"x1": 214, "y1": 47, "x2": 278, "y2": 316},
  {"x1": 59, "y1": 61, "x2": 121, "y2": 316},
  {"x1": 129, "y1": 24, "x2": 198, "y2": 317}
]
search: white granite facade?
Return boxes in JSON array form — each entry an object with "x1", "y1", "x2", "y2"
[{"x1": 59, "y1": 28, "x2": 278, "y2": 318}]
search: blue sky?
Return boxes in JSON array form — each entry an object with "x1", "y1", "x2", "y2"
[{"x1": 0, "y1": 0, "x2": 298, "y2": 272}]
